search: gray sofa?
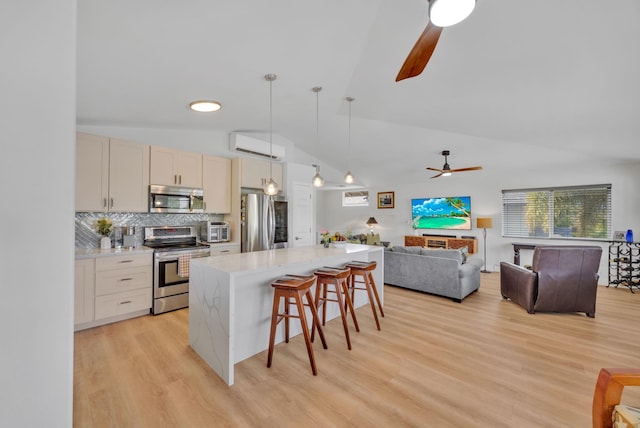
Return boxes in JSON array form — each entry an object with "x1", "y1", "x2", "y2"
[{"x1": 383, "y1": 246, "x2": 483, "y2": 302}]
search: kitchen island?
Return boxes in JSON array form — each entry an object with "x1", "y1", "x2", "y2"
[{"x1": 189, "y1": 244, "x2": 384, "y2": 385}]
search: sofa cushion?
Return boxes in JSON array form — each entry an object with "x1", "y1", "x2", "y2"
[
  {"x1": 419, "y1": 247, "x2": 464, "y2": 264},
  {"x1": 390, "y1": 246, "x2": 422, "y2": 255}
]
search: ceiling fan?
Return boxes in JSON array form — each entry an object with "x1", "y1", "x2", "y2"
[
  {"x1": 396, "y1": 0, "x2": 476, "y2": 82},
  {"x1": 426, "y1": 150, "x2": 482, "y2": 179}
]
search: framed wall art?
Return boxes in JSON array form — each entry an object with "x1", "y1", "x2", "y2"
[
  {"x1": 377, "y1": 191, "x2": 394, "y2": 209},
  {"x1": 613, "y1": 230, "x2": 626, "y2": 241}
]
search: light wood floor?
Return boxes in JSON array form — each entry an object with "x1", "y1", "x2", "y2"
[{"x1": 74, "y1": 274, "x2": 640, "y2": 427}]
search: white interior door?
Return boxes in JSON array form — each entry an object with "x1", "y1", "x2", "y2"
[{"x1": 291, "y1": 182, "x2": 314, "y2": 247}]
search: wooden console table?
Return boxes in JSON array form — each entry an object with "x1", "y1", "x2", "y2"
[
  {"x1": 512, "y1": 243, "x2": 537, "y2": 265},
  {"x1": 404, "y1": 235, "x2": 478, "y2": 254}
]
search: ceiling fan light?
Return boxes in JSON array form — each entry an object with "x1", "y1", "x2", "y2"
[
  {"x1": 189, "y1": 100, "x2": 221, "y2": 112},
  {"x1": 344, "y1": 171, "x2": 354, "y2": 184},
  {"x1": 429, "y1": 0, "x2": 476, "y2": 27},
  {"x1": 442, "y1": 171, "x2": 452, "y2": 177}
]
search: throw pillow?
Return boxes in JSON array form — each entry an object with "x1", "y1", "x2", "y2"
[
  {"x1": 459, "y1": 247, "x2": 468, "y2": 263},
  {"x1": 366, "y1": 234, "x2": 381, "y2": 246}
]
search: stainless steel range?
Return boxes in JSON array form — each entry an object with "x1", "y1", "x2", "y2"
[{"x1": 144, "y1": 226, "x2": 210, "y2": 314}]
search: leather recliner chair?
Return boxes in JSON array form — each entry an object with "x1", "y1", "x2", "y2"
[{"x1": 500, "y1": 245, "x2": 603, "y2": 317}]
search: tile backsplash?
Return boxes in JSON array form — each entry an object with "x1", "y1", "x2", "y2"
[{"x1": 75, "y1": 212, "x2": 224, "y2": 249}]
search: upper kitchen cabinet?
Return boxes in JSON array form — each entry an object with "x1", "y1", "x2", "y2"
[
  {"x1": 76, "y1": 133, "x2": 150, "y2": 212},
  {"x1": 202, "y1": 155, "x2": 231, "y2": 214},
  {"x1": 149, "y1": 146, "x2": 202, "y2": 188},
  {"x1": 239, "y1": 157, "x2": 283, "y2": 190}
]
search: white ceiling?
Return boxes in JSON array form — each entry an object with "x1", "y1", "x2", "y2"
[{"x1": 77, "y1": 0, "x2": 640, "y2": 187}]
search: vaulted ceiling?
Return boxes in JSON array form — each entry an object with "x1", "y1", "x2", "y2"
[{"x1": 77, "y1": 0, "x2": 640, "y2": 187}]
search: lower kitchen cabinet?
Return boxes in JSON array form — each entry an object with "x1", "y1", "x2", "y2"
[
  {"x1": 74, "y1": 259, "x2": 95, "y2": 325},
  {"x1": 95, "y1": 253, "x2": 152, "y2": 320},
  {"x1": 74, "y1": 251, "x2": 152, "y2": 331},
  {"x1": 94, "y1": 288, "x2": 152, "y2": 320},
  {"x1": 209, "y1": 243, "x2": 240, "y2": 256}
]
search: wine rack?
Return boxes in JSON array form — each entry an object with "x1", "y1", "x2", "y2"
[{"x1": 608, "y1": 241, "x2": 640, "y2": 292}]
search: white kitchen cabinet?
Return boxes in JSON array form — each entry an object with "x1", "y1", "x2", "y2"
[
  {"x1": 202, "y1": 155, "x2": 231, "y2": 213},
  {"x1": 209, "y1": 243, "x2": 240, "y2": 256},
  {"x1": 94, "y1": 253, "x2": 152, "y2": 320},
  {"x1": 149, "y1": 146, "x2": 202, "y2": 188},
  {"x1": 74, "y1": 259, "x2": 95, "y2": 325},
  {"x1": 75, "y1": 132, "x2": 150, "y2": 212},
  {"x1": 239, "y1": 157, "x2": 283, "y2": 190}
]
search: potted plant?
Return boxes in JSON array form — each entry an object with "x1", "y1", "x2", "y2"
[
  {"x1": 95, "y1": 218, "x2": 113, "y2": 250},
  {"x1": 320, "y1": 230, "x2": 331, "y2": 248}
]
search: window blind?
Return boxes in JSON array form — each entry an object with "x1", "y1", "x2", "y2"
[{"x1": 502, "y1": 184, "x2": 611, "y2": 240}]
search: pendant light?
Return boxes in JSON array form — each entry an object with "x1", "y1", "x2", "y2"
[
  {"x1": 344, "y1": 97, "x2": 355, "y2": 184},
  {"x1": 263, "y1": 74, "x2": 279, "y2": 196},
  {"x1": 311, "y1": 86, "x2": 325, "y2": 188},
  {"x1": 312, "y1": 164, "x2": 324, "y2": 187}
]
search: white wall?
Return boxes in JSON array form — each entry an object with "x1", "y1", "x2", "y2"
[
  {"x1": 0, "y1": 1, "x2": 76, "y2": 427},
  {"x1": 318, "y1": 158, "x2": 640, "y2": 283}
]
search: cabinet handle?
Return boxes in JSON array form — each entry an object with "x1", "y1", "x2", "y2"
[
  {"x1": 110, "y1": 198, "x2": 114, "y2": 209},
  {"x1": 119, "y1": 300, "x2": 132, "y2": 305},
  {"x1": 103, "y1": 198, "x2": 108, "y2": 210},
  {"x1": 117, "y1": 260, "x2": 134, "y2": 263},
  {"x1": 179, "y1": 175, "x2": 182, "y2": 185},
  {"x1": 174, "y1": 174, "x2": 178, "y2": 184},
  {"x1": 119, "y1": 278, "x2": 133, "y2": 282}
]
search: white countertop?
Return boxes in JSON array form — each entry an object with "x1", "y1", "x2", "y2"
[
  {"x1": 191, "y1": 243, "x2": 380, "y2": 274},
  {"x1": 75, "y1": 246, "x2": 154, "y2": 260}
]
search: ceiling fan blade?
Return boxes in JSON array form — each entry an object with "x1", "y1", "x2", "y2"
[
  {"x1": 396, "y1": 22, "x2": 443, "y2": 82},
  {"x1": 450, "y1": 166, "x2": 483, "y2": 173},
  {"x1": 426, "y1": 167, "x2": 443, "y2": 172},
  {"x1": 430, "y1": 172, "x2": 444, "y2": 179}
]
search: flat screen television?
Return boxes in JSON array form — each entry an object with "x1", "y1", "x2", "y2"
[{"x1": 411, "y1": 196, "x2": 472, "y2": 230}]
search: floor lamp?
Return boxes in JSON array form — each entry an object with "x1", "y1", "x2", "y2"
[{"x1": 476, "y1": 217, "x2": 493, "y2": 273}]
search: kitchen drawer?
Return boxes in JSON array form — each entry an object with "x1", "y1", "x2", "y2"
[
  {"x1": 96, "y1": 253, "x2": 151, "y2": 271},
  {"x1": 95, "y1": 288, "x2": 152, "y2": 320},
  {"x1": 95, "y1": 266, "x2": 151, "y2": 296},
  {"x1": 210, "y1": 244, "x2": 240, "y2": 256}
]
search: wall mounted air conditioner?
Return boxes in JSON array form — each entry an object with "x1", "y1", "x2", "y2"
[{"x1": 229, "y1": 132, "x2": 285, "y2": 161}]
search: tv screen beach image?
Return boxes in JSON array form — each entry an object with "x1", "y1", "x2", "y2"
[{"x1": 411, "y1": 196, "x2": 472, "y2": 230}]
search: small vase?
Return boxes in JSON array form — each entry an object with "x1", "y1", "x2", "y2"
[
  {"x1": 626, "y1": 229, "x2": 634, "y2": 243},
  {"x1": 100, "y1": 236, "x2": 111, "y2": 250},
  {"x1": 323, "y1": 241, "x2": 330, "y2": 248}
]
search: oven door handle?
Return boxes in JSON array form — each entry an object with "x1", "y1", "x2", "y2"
[{"x1": 154, "y1": 250, "x2": 210, "y2": 262}]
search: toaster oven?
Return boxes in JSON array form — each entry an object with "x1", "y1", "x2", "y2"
[{"x1": 198, "y1": 221, "x2": 230, "y2": 243}]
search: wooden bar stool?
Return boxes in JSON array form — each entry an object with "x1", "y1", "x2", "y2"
[
  {"x1": 313, "y1": 267, "x2": 360, "y2": 350},
  {"x1": 267, "y1": 274, "x2": 327, "y2": 375},
  {"x1": 345, "y1": 261, "x2": 384, "y2": 330}
]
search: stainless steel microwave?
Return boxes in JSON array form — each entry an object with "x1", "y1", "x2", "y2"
[{"x1": 149, "y1": 184, "x2": 204, "y2": 213}]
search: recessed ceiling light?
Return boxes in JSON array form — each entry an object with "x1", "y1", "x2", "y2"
[{"x1": 189, "y1": 100, "x2": 222, "y2": 113}]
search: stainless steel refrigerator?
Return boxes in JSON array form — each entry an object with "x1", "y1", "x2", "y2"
[{"x1": 241, "y1": 191, "x2": 288, "y2": 252}]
